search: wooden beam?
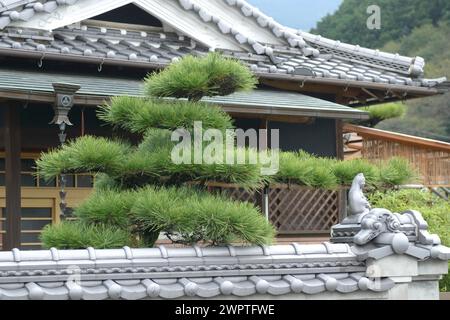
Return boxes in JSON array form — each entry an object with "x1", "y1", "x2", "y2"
[
  {"x1": 229, "y1": 112, "x2": 312, "y2": 124},
  {"x1": 343, "y1": 123, "x2": 450, "y2": 152},
  {"x1": 335, "y1": 120, "x2": 344, "y2": 160},
  {"x1": 362, "y1": 88, "x2": 385, "y2": 102},
  {"x1": 3, "y1": 102, "x2": 21, "y2": 250}
]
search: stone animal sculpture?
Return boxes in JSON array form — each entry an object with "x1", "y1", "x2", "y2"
[{"x1": 348, "y1": 173, "x2": 371, "y2": 215}]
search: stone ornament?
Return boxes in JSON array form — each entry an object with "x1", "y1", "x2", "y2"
[{"x1": 331, "y1": 173, "x2": 447, "y2": 261}]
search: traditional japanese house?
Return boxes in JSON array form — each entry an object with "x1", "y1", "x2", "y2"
[{"x1": 0, "y1": 0, "x2": 447, "y2": 250}]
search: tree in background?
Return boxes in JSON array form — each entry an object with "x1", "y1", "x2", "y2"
[
  {"x1": 37, "y1": 53, "x2": 276, "y2": 249},
  {"x1": 312, "y1": 0, "x2": 450, "y2": 49},
  {"x1": 313, "y1": 0, "x2": 450, "y2": 141},
  {"x1": 355, "y1": 103, "x2": 406, "y2": 128}
]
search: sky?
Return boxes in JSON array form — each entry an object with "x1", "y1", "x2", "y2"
[{"x1": 247, "y1": 0, "x2": 342, "y2": 31}]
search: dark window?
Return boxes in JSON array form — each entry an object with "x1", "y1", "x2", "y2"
[
  {"x1": 21, "y1": 159, "x2": 36, "y2": 172},
  {"x1": 0, "y1": 158, "x2": 4, "y2": 170},
  {"x1": 65, "y1": 175, "x2": 75, "y2": 188},
  {"x1": 20, "y1": 245, "x2": 43, "y2": 250},
  {"x1": 21, "y1": 173, "x2": 37, "y2": 187},
  {"x1": 0, "y1": 174, "x2": 4, "y2": 186},
  {"x1": 39, "y1": 177, "x2": 57, "y2": 188},
  {"x1": 21, "y1": 233, "x2": 41, "y2": 243},
  {"x1": 77, "y1": 175, "x2": 94, "y2": 188},
  {"x1": 21, "y1": 220, "x2": 51, "y2": 231},
  {"x1": 21, "y1": 208, "x2": 52, "y2": 218}
]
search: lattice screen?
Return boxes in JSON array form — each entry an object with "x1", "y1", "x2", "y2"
[{"x1": 208, "y1": 184, "x2": 344, "y2": 235}]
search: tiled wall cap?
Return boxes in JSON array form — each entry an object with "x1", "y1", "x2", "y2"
[
  {"x1": 104, "y1": 279, "x2": 122, "y2": 299},
  {"x1": 283, "y1": 275, "x2": 303, "y2": 293},
  {"x1": 158, "y1": 245, "x2": 169, "y2": 259},
  {"x1": 291, "y1": 243, "x2": 302, "y2": 255},
  {"x1": 193, "y1": 245, "x2": 203, "y2": 258},
  {"x1": 179, "y1": 278, "x2": 199, "y2": 296},
  {"x1": 357, "y1": 277, "x2": 370, "y2": 291},
  {"x1": 65, "y1": 281, "x2": 83, "y2": 300},
  {"x1": 50, "y1": 248, "x2": 60, "y2": 261},
  {"x1": 391, "y1": 233, "x2": 410, "y2": 254},
  {"x1": 430, "y1": 245, "x2": 450, "y2": 260},
  {"x1": 227, "y1": 245, "x2": 236, "y2": 257},
  {"x1": 179, "y1": 0, "x2": 194, "y2": 10},
  {"x1": 26, "y1": 282, "x2": 44, "y2": 300},
  {"x1": 259, "y1": 245, "x2": 270, "y2": 256},
  {"x1": 142, "y1": 279, "x2": 161, "y2": 297},
  {"x1": 123, "y1": 246, "x2": 133, "y2": 260},
  {"x1": 12, "y1": 248, "x2": 20, "y2": 262},
  {"x1": 9, "y1": 10, "x2": 19, "y2": 20},
  {"x1": 317, "y1": 274, "x2": 338, "y2": 291},
  {"x1": 33, "y1": 2, "x2": 45, "y2": 12},
  {"x1": 249, "y1": 276, "x2": 269, "y2": 294},
  {"x1": 87, "y1": 247, "x2": 96, "y2": 260}
]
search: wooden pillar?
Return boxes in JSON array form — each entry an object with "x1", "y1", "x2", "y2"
[
  {"x1": 259, "y1": 118, "x2": 269, "y2": 221},
  {"x1": 4, "y1": 103, "x2": 21, "y2": 250},
  {"x1": 335, "y1": 119, "x2": 344, "y2": 160}
]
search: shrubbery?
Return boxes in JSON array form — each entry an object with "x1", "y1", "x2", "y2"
[
  {"x1": 36, "y1": 52, "x2": 417, "y2": 250},
  {"x1": 145, "y1": 52, "x2": 257, "y2": 101},
  {"x1": 369, "y1": 189, "x2": 450, "y2": 291},
  {"x1": 41, "y1": 222, "x2": 138, "y2": 250},
  {"x1": 38, "y1": 53, "x2": 275, "y2": 249}
]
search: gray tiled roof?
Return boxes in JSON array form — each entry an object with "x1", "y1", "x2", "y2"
[
  {"x1": 0, "y1": 0, "x2": 78, "y2": 27},
  {"x1": 0, "y1": 68, "x2": 369, "y2": 119},
  {"x1": 0, "y1": 0, "x2": 446, "y2": 90},
  {"x1": 0, "y1": 273, "x2": 394, "y2": 299},
  {"x1": 0, "y1": 243, "x2": 396, "y2": 299},
  {"x1": 0, "y1": 24, "x2": 445, "y2": 89}
]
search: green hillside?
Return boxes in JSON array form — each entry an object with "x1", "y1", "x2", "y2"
[{"x1": 312, "y1": 1, "x2": 450, "y2": 141}]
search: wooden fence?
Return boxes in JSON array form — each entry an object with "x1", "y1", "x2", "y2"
[
  {"x1": 343, "y1": 124, "x2": 450, "y2": 187},
  {"x1": 207, "y1": 183, "x2": 347, "y2": 235}
]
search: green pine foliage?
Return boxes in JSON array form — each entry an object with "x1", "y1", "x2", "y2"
[
  {"x1": 41, "y1": 222, "x2": 139, "y2": 250},
  {"x1": 132, "y1": 186, "x2": 275, "y2": 246},
  {"x1": 378, "y1": 157, "x2": 418, "y2": 187},
  {"x1": 368, "y1": 189, "x2": 450, "y2": 291},
  {"x1": 332, "y1": 159, "x2": 379, "y2": 186},
  {"x1": 276, "y1": 152, "x2": 338, "y2": 189},
  {"x1": 145, "y1": 52, "x2": 258, "y2": 101},
  {"x1": 356, "y1": 103, "x2": 407, "y2": 127},
  {"x1": 98, "y1": 96, "x2": 234, "y2": 133},
  {"x1": 38, "y1": 53, "x2": 274, "y2": 248},
  {"x1": 36, "y1": 136, "x2": 131, "y2": 180}
]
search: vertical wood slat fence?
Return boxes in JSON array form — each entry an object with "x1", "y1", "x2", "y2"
[
  {"x1": 207, "y1": 183, "x2": 347, "y2": 235},
  {"x1": 343, "y1": 124, "x2": 450, "y2": 187}
]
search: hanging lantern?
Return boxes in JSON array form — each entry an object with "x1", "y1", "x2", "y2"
[
  {"x1": 51, "y1": 83, "x2": 80, "y2": 219},
  {"x1": 50, "y1": 83, "x2": 81, "y2": 126}
]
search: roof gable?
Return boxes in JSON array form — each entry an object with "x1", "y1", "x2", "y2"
[
  {"x1": 0, "y1": 0, "x2": 447, "y2": 99},
  {"x1": 0, "y1": 0, "x2": 430, "y2": 76}
]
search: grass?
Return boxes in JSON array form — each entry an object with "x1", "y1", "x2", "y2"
[{"x1": 145, "y1": 52, "x2": 258, "y2": 101}]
